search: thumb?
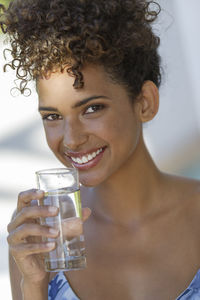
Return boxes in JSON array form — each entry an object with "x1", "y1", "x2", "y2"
[{"x1": 82, "y1": 207, "x2": 92, "y2": 222}]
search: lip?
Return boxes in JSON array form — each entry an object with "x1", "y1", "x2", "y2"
[
  {"x1": 64, "y1": 146, "x2": 107, "y2": 171},
  {"x1": 64, "y1": 146, "x2": 105, "y2": 158}
]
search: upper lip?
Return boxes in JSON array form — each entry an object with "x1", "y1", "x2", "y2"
[{"x1": 64, "y1": 146, "x2": 106, "y2": 158}]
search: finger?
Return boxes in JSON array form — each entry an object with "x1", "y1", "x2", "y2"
[
  {"x1": 17, "y1": 189, "x2": 44, "y2": 212},
  {"x1": 62, "y1": 217, "x2": 83, "y2": 239},
  {"x1": 7, "y1": 205, "x2": 59, "y2": 233},
  {"x1": 7, "y1": 223, "x2": 59, "y2": 245},
  {"x1": 82, "y1": 207, "x2": 91, "y2": 222},
  {"x1": 10, "y1": 242, "x2": 56, "y2": 258},
  {"x1": 60, "y1": 208, "x2": 91, "y2": 239}
]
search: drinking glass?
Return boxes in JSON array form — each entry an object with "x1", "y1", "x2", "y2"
[{"x1": 36, "y1": 168, "x2": 86, "y2": 272}]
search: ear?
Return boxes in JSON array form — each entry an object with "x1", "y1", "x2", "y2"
[{"x1": 135, "y1": 81, "x2": 159, "y2": 123}]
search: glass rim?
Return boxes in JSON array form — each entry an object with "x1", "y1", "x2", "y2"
[{"x1": 35, "y1": 167, "x2": 77, "y2": 176}]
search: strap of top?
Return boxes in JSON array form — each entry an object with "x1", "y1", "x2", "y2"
[
  {"x1": 48, "y1": 271, "x2": 80, "y2": 300},
  {"x1": 48, "y1": 269, "x2": 200, "y2": 300},
  {"x1": 176, "y1": 269, "x2": 200, "y2": 299}
]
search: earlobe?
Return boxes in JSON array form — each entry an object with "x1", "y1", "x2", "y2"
[{"x1": 136, "y1": 81, "x2": 159, "y2": 123}]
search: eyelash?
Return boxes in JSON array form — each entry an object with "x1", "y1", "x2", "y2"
[
  {"x1": 41, "y1": 104, "x2": 105, "y2": 121},
  {"x1": 42, "y1": 114, "x2": 62, "y2": 121},
  {"x1": 84, "y1": 104, "x2": 105, "y2": 114}
]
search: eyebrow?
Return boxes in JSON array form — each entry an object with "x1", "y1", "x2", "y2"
[
  {"x1": 38, "y1": 95, "x2": 109, "y2": 111},
  {"x1": 72, "y1": 95, "x2": 109, "y2": 108},
  {"x1": 38, "y1": 106, "x2": 59, "y2": 112}
]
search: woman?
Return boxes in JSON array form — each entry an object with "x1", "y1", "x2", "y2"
[{"x1": 1, "y1": 0, "x2": 200, "y2": 299}]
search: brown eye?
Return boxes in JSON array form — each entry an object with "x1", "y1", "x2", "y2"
[
  {"x1": 85, "y1": 104, "x2": 105, "y2": 114},
  {"x1": 42, "y1": 114, "x2": 62, "y2": 121}
]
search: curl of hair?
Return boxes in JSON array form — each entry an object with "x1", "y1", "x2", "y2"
[{"x1": 1, "y1": 0, "x2": 161, "y2": 99}]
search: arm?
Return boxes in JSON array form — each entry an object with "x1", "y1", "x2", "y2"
[
  {"x1": 9, "y1": 251, "x2": 49, "y2": 300},
  {"x1": 7, "y1": 190, "x2": 55, "y2": 300},
  {"x1": 9, "y1": 251, "x2": 22, "y2": 300}
]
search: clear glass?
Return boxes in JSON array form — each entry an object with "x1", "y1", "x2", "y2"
[{"x1": 36, "y1": 168, "x2": 86, "y2": 272}]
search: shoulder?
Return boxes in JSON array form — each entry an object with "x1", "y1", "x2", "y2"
[
  {"x1": 163, "y1": 173, "x2": 200, "y2": 237},
  {"x1": 161, "y1": 173, "x2": 200, "y2": 223},
  {"x1": 161, "y1": 172, "x2": 200, "y2": 199}
]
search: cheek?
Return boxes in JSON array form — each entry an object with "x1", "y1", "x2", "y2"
[
  {"x1": 89, "y1": 111, "x2": 139, "y2": 143},
  {"x1": 105, "y1": 114, "x2": 138, "y2": 141},
  {"x1": 87, "y1": 113, "x2": 125, "y2": 139},
  {"x1": 107, "y1": 116, "x2": 141, "y2": 156},
  {"x1": 43, "y1": 126, "x2": 62, "y2": 151}
]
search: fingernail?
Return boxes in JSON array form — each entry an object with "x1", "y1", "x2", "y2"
[
  {"x1": 49, "y1": 228, "x2": 59, "y2": 235},
  {"x1": 46, "y1": 242, "x2": 55, "y2": 248},
  {"x1": 48, "y1": 206, "x2": 58, "y2": 213}
]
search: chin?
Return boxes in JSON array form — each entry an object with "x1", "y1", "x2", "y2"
[
  {"x1": 79, "y1": 178, "x2": 100, "y2": 188},
  {"x1": 79, "y1": 173, "x2": 108, "y2": 187}
]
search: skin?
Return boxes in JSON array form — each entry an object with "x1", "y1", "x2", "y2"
[
  {"x1": 38, "y1": 65, "x2": 143, "y2": 187},
  {"x1": 8, "y1": 64, "x2": 200, "y2": 300}
]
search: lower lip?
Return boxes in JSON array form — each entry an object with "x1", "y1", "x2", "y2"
[{"x1": 67, "y1": 147, "x2": 107, "y2": 171}]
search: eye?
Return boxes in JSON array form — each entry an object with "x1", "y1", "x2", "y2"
[
  {"x1": 84, "y1": 104, "x2": 105, "y2": 114},
  {"x1": 42, "y1": 113, "x2": 62, "y2": 121}
]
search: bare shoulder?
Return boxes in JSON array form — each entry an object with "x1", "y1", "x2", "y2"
[
  {"x1": 162, "y1": 172, "x2": 200, "y2": 198},
  {"x1": 162, "y1": 172, "x2": 200, "y2": 229}
]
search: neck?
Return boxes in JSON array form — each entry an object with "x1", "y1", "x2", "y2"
[{"x1": 87, "y1": 137, "x2": 164, "y2": 227}]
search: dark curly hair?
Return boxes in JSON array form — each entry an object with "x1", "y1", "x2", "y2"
[{"x1": 0, "y1": 0, "x2": 161, "y2": 99}]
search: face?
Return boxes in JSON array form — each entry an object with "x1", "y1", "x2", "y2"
[{"x1": 37, "y1": 65, "x2": 142, "y2": 186}]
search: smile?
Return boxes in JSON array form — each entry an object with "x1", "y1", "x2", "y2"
[
  {"x1": 64, "y1": 146, "x2": 106, "y2": 170},
  {"x1": 71, "y1": 148, "x2": 103, "y2": 164}
]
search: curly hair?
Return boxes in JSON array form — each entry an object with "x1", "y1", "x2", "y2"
[{"x1": 0, "y1": 0, "x2": 161, "y2": 99}]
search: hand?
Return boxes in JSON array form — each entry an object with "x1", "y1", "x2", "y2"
[{"x1": 7, "y1": 189, "x2": 91, "y2": 285}]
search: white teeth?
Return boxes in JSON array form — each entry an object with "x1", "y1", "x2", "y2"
[
  {"x1": 77, "y1": 158, "x2": 82, "y2": 164},
  {"x1": 87, "y1": 154, "x2": 92, "y2": 160},
  {"x1": 92, "y1": 152, "x2": 96, "y2": 158},
  {"x1": 71, "y1": 147, "x2": 103, "y2": 165},
  {"x1": 82, "y1": 156, "x2": 88, "y2": 163}
]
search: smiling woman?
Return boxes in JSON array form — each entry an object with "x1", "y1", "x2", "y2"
[
  {"x1": 1, "y1": 0, "x2": 200, "y2": 300},
  {"x1": 36, "y1": 64, "x2": 147, "y2": 187}
]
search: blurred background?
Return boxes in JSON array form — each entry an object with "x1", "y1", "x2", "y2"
[{"x1": 0, "y1": 0, "x2": 200, "y2": 298}]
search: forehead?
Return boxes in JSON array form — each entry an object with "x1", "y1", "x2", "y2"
[{"x1": 37, "y1": 65, "x2": 129, "y2": 107}]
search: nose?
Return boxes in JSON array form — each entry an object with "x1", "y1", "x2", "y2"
[{"x1": 63, "y1": 118, "x2": 88, "y2": 151}]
